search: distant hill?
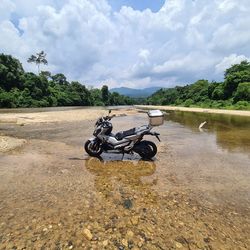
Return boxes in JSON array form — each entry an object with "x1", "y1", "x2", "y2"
[{"x1": 110, "y1": 87, "x2": 162, "y2": 98}]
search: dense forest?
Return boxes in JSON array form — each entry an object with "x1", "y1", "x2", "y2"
[
  {"x1": 0, "y1": 53, "x2": 249, "y2": 110},
  {"x1": 0, "y1": 53, "x2": 133, "y2": 108},
  {"x1": 148, "y1": 61, "x2": 250, "y2": 110}
]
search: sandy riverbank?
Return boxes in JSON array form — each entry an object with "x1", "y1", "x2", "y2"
[
  {"x1": 0, "y1": 108, "x2": 137, "y2": 125},
  {"x1": 0, "y1": 136, "x2": 26, "y2": 152},
  {"x1": 0, "y1": 109, "x2": 110, "y2": 151},
  {"x1": 135, "y1": 105, "x2": 250, "y2": 117},
  {"x1": 0, "y1": 108, "x2": 137, "y2": 151}
]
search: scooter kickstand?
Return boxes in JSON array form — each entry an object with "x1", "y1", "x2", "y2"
[{"x1": 121, "y1": 152, "x2": 125, "y2": 160}]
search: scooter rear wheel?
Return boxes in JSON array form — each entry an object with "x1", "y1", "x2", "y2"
[
  {"x1": 84, "y1": 139, "x2": 103, "y2": 157},
  {"x1": 136, "y1": 140, "x2": 157, "y2": 159}
]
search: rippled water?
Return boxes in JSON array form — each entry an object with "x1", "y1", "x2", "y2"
[{"x1": 0, "y1": 108, "x2": 249, "y2": 249}]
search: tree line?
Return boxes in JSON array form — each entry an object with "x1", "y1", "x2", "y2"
[
  {"x1": 0, "y1": 53, "x2": 133, "y2": 108},
  {"x1": 0, "y1": 53, "x2": 249, "y2": 110},
  {"x1": 147, "y1": 61, "x2": 250, "y2": 110}
]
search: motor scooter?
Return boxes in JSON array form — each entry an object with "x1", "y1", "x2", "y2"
[{"x1": 84, "y1": 109, "x2": 164, "y2": 159}]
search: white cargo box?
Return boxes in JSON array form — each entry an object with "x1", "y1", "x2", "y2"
[{"x1": 148, "y1": 110, "x2": 164, "y2": 126}]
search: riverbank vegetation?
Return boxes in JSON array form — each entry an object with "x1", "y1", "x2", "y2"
[
  {"x1": 0, "y1": 54, "x2": 133, "y2": 108},
  {"x1": 148, "y1": 61, "x2": 250, "y2": 110},
  {"x1": 0, "y1": 53, "x2": 249, "y2": 110}
]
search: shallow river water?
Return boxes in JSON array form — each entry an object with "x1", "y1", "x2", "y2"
[{"x1": 0, "y1": 108, "x2": 249, "y2": 249}]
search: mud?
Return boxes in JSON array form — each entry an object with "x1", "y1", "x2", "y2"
[{"x1": 0, "y1": 109, "x2": 249, "y2": 249}]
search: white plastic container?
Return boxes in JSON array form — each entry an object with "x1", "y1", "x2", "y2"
[{"x1": 148, "y1": 110, "x2": 164, "y2": 126}]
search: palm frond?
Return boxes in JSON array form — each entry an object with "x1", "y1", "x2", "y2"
[{"x1": 27, "y1": 55, "x2": 36, "y2": 63}]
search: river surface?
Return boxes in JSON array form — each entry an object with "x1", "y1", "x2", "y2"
[{"x1": 0, "y1": 108, "x2": 249, "y2": 249}]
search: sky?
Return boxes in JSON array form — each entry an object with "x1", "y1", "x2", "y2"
[
  {"x1": 1, "y1": 0, "x2": 250, "y2": 89},
  {"x1": 108, "y1": 0, "x2": 165, "y2": 12}
]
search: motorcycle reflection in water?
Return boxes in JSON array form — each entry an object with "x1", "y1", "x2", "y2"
[{"x1": 85, "y1": 157, "x2": 158, "y2": 208}]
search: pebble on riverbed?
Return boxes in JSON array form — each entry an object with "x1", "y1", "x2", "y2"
[
  {"x1": 102, "y1": 240, "x2": 109, "y2": 246},
  {"x1": 130, "y1": 216, "x2": 139, "y2": 225},
  {"x1": 83, "y1": 228, "x2": 93, "y2": 241}
]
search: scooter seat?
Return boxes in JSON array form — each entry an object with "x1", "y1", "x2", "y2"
[{"x1": 115, "y1": 128, "x2": 136, "y2": 140}]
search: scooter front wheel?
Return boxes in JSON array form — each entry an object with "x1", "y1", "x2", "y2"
[{"x1": 84, "y1": 139, "x2": 103, "y2": 157}]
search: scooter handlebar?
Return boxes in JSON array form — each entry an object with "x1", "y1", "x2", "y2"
[{"x1": 104, "y1": 114, "x2": 116, "y2": 121}]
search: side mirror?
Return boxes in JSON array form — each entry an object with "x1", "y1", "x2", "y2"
[{"x1": 108, "y1": 109, "x2": 111, "y2": 114}]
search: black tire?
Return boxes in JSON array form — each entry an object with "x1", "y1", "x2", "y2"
[
  {"x1": 84, "y1": 139, "x2": 103, "y2": 157},
  {"x1": 135, "y1": 140, "x2": 157, "y2": 159}
]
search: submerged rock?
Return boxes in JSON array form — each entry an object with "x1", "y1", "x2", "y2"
[
  {"x1": 175, "y1": 241, "x2": 183, "y2": 248},
  {"x1": 123, "y1": 199, "x2": 133, "y2": 209},
  {"x1": 130, "y1": 216, "x2": 139, "y2": 225},
  {"x1": 83, "y1": 228, "x2": 93, "y2": 241},
  {"x1": 126, "y1": 230, "x2": 134, "y2": 238},
  {"x1": 102, "y1": 240, "x2": 109, "y2": 247},
  {"x1": 121, "y1": 239, "x2": 128, "y2": 247}
]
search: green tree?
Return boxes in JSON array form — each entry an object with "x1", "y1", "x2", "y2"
[
  {"x1": 40, "y1": 71, "x2": 52, "y2": 80},
  {"x1": 69, "y1": 81, "x2": 91, "y2": 106},
  {"x1": 101, "y1": 85, "x2": 109, "y2": 106},
  {"x1": 89, "y1": 88, "x2": 103, "y2": 106},
  {"x1": 52, "y1": 73, "x2": 68, "y2": 85},
  {"x1": 183, "y1": 98, "x2": 194, "y2": 107},
  {"x1": 185, "y1": 80, "x2": 209, "y2": 102},
  {"x1": 0, "y1": 88, "x2": 15, "y2": 108},
  {"x1": 234, "y1": 82, "x2": 250, "y2": 102},
  {"x1": 23, "y1": 72, "x2": 49, "y2": 100},
  {"x1": 224, "y1": 60, "x2": 250, "y2": 78},
  {"x1": 109, "y1": 92, "x2": 123, "y2": 105},
  {"x1": 27, "y1": 51, "x2": 48, "y2": 74},
  {"x1": 208, "y1": 82, "x2": 222, "y2": 99},
  {"x1": 0, "y1": 54, "x2": 25, "y2": 91},
  {"x1": 212, "y1": 84, "x2": 225, "y2": 100},
  {"x1": 162, "y1": 88, "x2": 178, "y2": 105},
  {"x1": 224, "y1": 61, "x2": 250, "y2": 98}
]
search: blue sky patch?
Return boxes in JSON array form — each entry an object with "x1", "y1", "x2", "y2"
[{"x1": 108, "y1": 0, "x2": 165, "y2": 12}]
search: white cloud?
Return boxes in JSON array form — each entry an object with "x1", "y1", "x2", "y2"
[
  {"x1": 215, "y1": 54, "x2": 250, "y2": 74},
  {"x1": 0, "y1": 0, "x2": 15, "y2": 21},
  {"x1": 101, "y1": 76, "x2": 152, "y2": 89},
  {"x1": 0, "y1": 20, "x2": 29, "y2": 56},
  {"x1": 0, "y1": 0, "x2": 250, "y2": 88},
  {"x1": 139, "y1": 49, "x2": 150, "y2": 61},
  {"x1": 216, "y1": 0, "x2": 248, "y2": 13},
  {"x1": 211, "y1": 18, "x2": 250, "y2": 52}
]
